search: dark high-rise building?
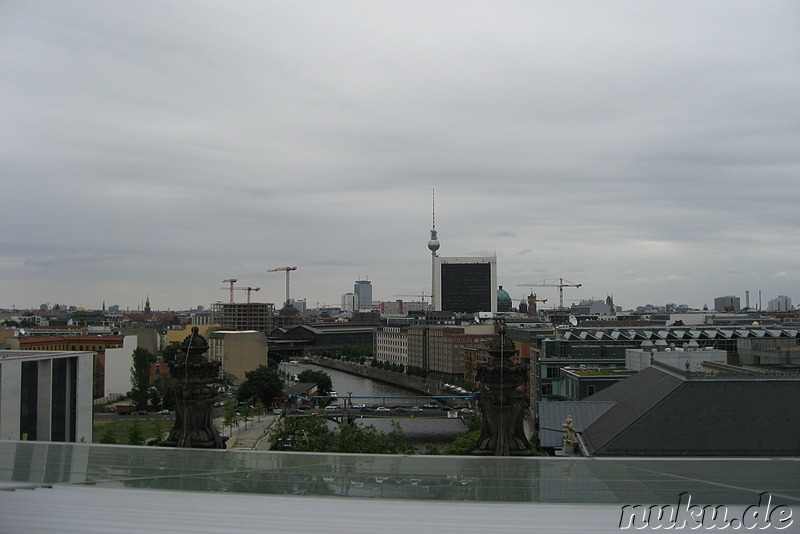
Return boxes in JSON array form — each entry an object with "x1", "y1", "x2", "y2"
[
  {"x1": 354, "y1": 280, "x2": 372, "y2": 310},
  {"x1": 434, "y1": 257, "x2": 497, "y2": 313}
]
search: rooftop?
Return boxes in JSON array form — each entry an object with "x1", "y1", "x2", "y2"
[
  {"x1": 582, "y1": 364, "x2": 800, "y2": 456},
  {"x1": 0, "y1": 441, "x2": 797, "y2": 532},
  {"x1": 562, "y1": 368, "x2": 636, "y2": 377}
]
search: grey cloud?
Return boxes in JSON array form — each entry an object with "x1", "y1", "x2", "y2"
[{"x1": 0, "y1": 1, "x2": 797, "y2": 310}]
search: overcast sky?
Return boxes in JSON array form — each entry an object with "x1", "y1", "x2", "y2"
[{"x1": 1, "y1": 1, "x2": 798, "y2": 312}]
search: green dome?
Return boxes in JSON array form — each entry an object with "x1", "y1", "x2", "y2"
[{"x1": 497, "y1": 286, "x2": 512, "y2": 311}]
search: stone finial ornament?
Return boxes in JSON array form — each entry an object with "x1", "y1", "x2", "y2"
[
  {"x1": 160, "y1": 327, "x2": 226, "y2": 448},
  {"x1": 472, "y1": 327, "x2": 532, "y2": 456}
]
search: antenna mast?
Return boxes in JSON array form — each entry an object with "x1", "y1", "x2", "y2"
[{"x1": 427, "y1": 189, "x2": 440, "y2": 311}]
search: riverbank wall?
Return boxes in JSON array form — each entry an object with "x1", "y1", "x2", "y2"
[{"x1": 306, "y1": 357, "x2": 457, "y2": 400}]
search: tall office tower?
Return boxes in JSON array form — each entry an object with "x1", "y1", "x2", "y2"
[
  {"x1": 714, "y1": 295, "x2": 741, "y2": 313},
  {"x1": 434, "y1": 256, "x2": 498, "y2": 313},
  {"x1": 354, "y1": 280, "x2": 372, "y2": 310},
  {"x1": 342, "y1": 293, "x2": 357, "y2": 312},
  {"x1": 288, "y1": 298, "x2": 307, "y2": 314}
]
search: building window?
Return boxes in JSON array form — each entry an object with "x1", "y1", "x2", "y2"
[
  {"x1": 51, "y1": 358, "x2": 68, "y2": 441},
  {"x1": 587, "y1": 385, "x2": 596, "y2": 396},
  {"x1": 20, "y1": 361, "x2": 38, "y2": 440}
]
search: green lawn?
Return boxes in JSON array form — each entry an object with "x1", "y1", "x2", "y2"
[{"x1": 93, "y1": 416, "x2": 173, "y2": 445}]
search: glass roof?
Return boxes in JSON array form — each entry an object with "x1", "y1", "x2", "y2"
[{"x1": 1, "y1": 441, "x2": 798, "y2": 506}]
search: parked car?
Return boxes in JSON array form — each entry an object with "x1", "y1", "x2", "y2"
[
  {"x1": 273, "y1": 408, "x2": 283, "y2": 415},
  {"x1": 410, "y1": 406, "x2": 423, "y2": 414},
  {"x1": 376, "y1": 406, "x2": 390, "y2": 413},
  {"x1": 158, "y1": 409, "x2": 170, "y2": 415},
  {"x1": 324, "y1": 405, "x2": 339, "y2": 411},
  {"x1": 353, "y1": 403, "x2": 366, "y2": 410},
  {"x1": 394, "y1": 407, "x2": 409, "y2": 413}
]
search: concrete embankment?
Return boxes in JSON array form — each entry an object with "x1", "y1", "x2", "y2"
[
  {"x1": 305, "y1": 357, "x2": 456, "y2": 399},
  {"x1": 217, "y1": 414, "x2": 280, "y2": 451}
]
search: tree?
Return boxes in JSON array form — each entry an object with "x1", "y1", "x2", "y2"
[
  {"x1": 148, "y1": 387, "x2": 161, "y2": 411},
  {"x1": 161, "y1": 341, "x2": 184, "y2": 363},
  {"x1": 237, "y1": 365, "x2": 283, "y2": 406},
  {"x1": 151, "y1": 417, "x2": 167, "y2": 443},
  {"x1": 253, "y1": 399, "x2": 266, "y2": 421},
  {"x1": 127, "y1": 417, "x2": 146, "y2": 446},
  {"x1": 155, "y1": 374, "x2": 177, "y2": 411},
  {"x1": 240, "y1": 404, "x2": 251, "y2": 430},
  {"x1": 271, "y1": 415, "x2": 336, "y2": 452},
  {"x1": 222, "y1": 397, "x2": 240, "y2": 437},
  {"x1": 445, "y1": 429, "x2": 480, "y2": 455},
  {"x1": 297, "y1": 370, "x2": 333, "y2": 396},
  {"x1": 271, "y1": 416, "x2": 414, "y2": 454},
  {"x1": 423, "y1": 444, "x2": 441, "y2": 455},
  {"x1": 98, "y1": 425, "x2": 116, "y2": 444},
  {"x1": 130, "y1": 348, "x2": 156, "y2": 410},
  {"x1": 341, "y1": 345, "x2": 372, "y2": 364},
  {"x1": 337, "y1": 421, "x2": 414, "y2": 454}
]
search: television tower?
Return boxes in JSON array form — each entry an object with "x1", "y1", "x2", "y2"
[{"x1": 427, "y1": 189, "x2": 440, "y2": 310}]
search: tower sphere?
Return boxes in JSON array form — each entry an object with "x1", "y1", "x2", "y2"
[{"x1": 428, "y1": 238, "x2": 440, "y2": 252}]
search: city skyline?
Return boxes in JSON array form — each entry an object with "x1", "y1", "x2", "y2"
[
  {"x1": 2, "y1": 286, "x2": 793, "y2": 315},
  {"x1": 1, "y1": 2, "x2": 797, "y2": 311}
]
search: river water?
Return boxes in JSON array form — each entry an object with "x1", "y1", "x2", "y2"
[{"x1": 280, "y1": 362, "x2": 470, "y2": 451}]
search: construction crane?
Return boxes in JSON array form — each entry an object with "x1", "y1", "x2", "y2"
[
  {"x1": 221, "y1": 278, "x2": 238, "y2": 304},
  {"x1": 393, "y1": 292, "x2": 433, "y2": 303},
  {"x1": 223, "y1": 285, "x2": 261, "y2": 304},
  {"x1": 268, "y1": 266, "x2": 297, "y2": 307},
  {"x1": 237, "y1": 286, "x2": 260, "y2": 304},
  {"x1": 517, "y1": 278, "x2": 581, "y2": 310}
]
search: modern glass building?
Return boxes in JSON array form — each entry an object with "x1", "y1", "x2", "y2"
[
  {"x1": 354, "y1": 280, "x2": 372, "y2": 310},
  {"x1": 434, "y1": 257, "x2": 497, "y2": 314}
]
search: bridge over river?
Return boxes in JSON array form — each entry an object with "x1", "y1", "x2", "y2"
[{"x1": 278, "y1": 361, "x2": 474, "y2": 448}]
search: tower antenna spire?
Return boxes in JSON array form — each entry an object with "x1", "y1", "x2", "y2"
[
  {"x1": 428, "y1": 189, "x2": 440, "y2": 311},
  {"x1": 432, "y1": 188, "x2": 436, "y2": 233}
]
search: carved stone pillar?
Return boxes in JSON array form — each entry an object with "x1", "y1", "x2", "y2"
[
  {"x1": 160, "y1": 327, "x2": 226, "y2": 449},
  {"x1": 472, "y1": 328, "x2": 531, "y2": 456}
]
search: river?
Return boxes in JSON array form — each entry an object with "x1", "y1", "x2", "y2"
[{"x1": 280, "y1": 362, "x2": 471, "y2": 451}]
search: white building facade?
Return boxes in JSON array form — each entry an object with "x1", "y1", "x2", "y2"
[
  {"x1": 768, "y1": 295, "x2": 793, "y2": 312},
  {"x1": 103, "y1": 335, "x2": 138, "y2": 398},
  {"x1": 341, "y1": 293, "x2": 357, "y2": 312},
  {"x1": 374, "y1": 327, "x2": 409, "y2": 367},
  {"x1": 0, "y1": 350, "x2": 94, "y2": 442},
  {"x1": 625, "y1": 346, "x2": 727, "y2": 373}
]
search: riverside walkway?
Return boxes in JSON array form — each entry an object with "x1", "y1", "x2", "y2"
[{"x1": 216, "y1": 413, "x2": 280, "y2": 451}]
